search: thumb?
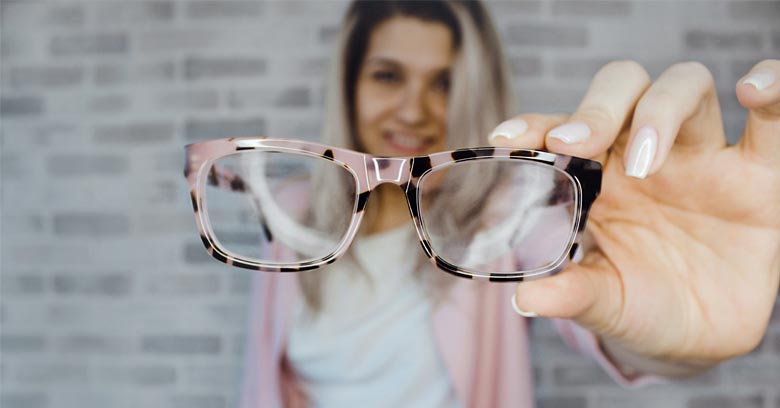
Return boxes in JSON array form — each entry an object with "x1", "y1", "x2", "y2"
[
  {"x1": 514, "y1": 253, "x2": 623, "y2": 333},
  {"x1": 736, "y1": 59, "x2": 780, "y2": 168}
]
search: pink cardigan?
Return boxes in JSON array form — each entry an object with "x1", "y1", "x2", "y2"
[{"x1": 238, "y1": 270, "x2": 656, "y2": 408}]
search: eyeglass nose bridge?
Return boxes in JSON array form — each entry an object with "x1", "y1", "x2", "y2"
[{"x1": 368, "y1": 157, "x2": 411, "y2": 188}]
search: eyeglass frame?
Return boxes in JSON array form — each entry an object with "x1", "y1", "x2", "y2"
[{"x1": 184, "y1": 137, "x2": 602, "y2": 282}]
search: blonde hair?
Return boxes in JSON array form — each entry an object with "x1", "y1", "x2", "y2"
[{"x1": 300, "y1": 0, "x2": 516, "y2": 313}]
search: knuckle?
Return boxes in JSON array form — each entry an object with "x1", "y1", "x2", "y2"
[
  {"x1": 578, "y1": 104, "x2": 620, "y2": 128},
  {"x1": 669, "y1": 61, "x2": 715, "y2": 87},
  {"x1": 634, "y1": 89, "x2": 678, "y2": 119},
  {"x1": 550, "y1": 113, "x2": 571, "y2": 123},
  {"x1": 603, "y1": 59, "x2": 651, "y2": 84},
  {"x1": 756, "y1": 58, "x2": 780, "y2": 66},
  {"x1": 524, "y1": 112, "x2": 569, "y2": 123},
  {"x1": 521, "y1": 113, "x2": 546, "y2": 121},
  {"x1": 669, "y1": 60, "x2": 708, "y2": 74},
  {"x1": 750, "y1": 58, "x2": 780, "y2": 73}
]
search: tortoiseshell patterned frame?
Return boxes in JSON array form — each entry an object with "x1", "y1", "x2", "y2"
[{"x1": 184, "y1": 137, "x2": 601, "y2": 282}]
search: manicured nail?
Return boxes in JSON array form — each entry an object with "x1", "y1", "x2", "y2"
[
  {"x1": 625, "y1": 126, "x2": 658, "y2": 179},
  {"x1": 511, "y1": 294, "x2": 538, "y2": 318},
  {"x1": 547, "y1": 122, "x2": 591, "y2": 144},
  {"x1": 742, "y1": 71, "x2": 776, "y2": 91},
  {"x1": 489, "y1": 118, "x2": 529, "y2": 142}
]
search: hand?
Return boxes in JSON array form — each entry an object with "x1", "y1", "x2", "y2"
[{"x1": 489, "y1": 60, "x2": 780, "y2": 372}]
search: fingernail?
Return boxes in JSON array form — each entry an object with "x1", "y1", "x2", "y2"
[
  {"x1": 547, "y1": 122, "x2": 591, "y2": 144},
  {"x1": 489, "y1": 118, "x2": 529, "y2": 142},
  {"x1": 742, "y1": 71, "x2": 776, "y2": 91},
  {"x1": 625, "y1": 126, "x2": 658, "y2": 179},
  {"x1": 511, "y1": 294, "x2": 538, "y2": 318}
]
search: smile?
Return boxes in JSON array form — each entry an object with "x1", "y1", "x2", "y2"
[{"x1": 383, "y1": 131, "x2": 434, "y2": 154}]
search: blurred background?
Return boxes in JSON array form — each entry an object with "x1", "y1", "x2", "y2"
[{"x1": 1, "y1": 1, "x2": 778, "y2": 407}]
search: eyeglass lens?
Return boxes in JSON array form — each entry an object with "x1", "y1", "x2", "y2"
[
  {"x1": 418, "y1": 159, "x2": 577, "y2": 274},
  {"x1": 204, "y1": 151, "x2": 356, "y2": 264}
]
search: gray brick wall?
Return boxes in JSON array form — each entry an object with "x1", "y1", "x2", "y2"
[{"x1": 1, "y1": 1, "x2": 778, "y2": 408}]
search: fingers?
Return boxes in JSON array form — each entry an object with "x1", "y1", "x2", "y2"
[
  {"x1": 624, "y1": 62, "x2": 727, "y2": 179},
  {"x1": 544, "y1": 60, "x2": 651, "y2": 163},
  {"x1": 736, "y1": 59, "x2": 780, "y2": 167},
  {"x1": 488, "y1": 113, "x2": 568, "y2": 150},
  {"x1": 495, "y1": 60, "x2": 740, "y2": 180}
]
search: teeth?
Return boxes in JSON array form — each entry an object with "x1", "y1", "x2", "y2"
[{"x1": 389, "y1": 132, "x2": 424, "y2": 149}]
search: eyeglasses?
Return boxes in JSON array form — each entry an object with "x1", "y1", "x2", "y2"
[{"x1": 184, "y1": 137, "x2": 601, "y2": 282}]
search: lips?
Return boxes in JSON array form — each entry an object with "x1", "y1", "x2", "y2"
[{"x1": 383, "y1": 130, "x2": 433, "y2": 155}]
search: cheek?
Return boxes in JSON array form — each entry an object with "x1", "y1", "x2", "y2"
[
  {"x1": 356, "y1": 82, "x2": 392, "y2": 129},
  {"x1": 429, "y1": 96, "x2": 449, "y2": 145},
  {"x1": 429, "y1": 94, "x2": 448, "y2": 126}
]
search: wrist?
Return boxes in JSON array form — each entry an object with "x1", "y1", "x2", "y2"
[{"x1": 599, "y1": 336, "x2": 716, "y2": 379}]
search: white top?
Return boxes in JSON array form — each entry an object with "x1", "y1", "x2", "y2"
[{"x1": 286, "y1": 225, "x2": 462, "y2": 408}]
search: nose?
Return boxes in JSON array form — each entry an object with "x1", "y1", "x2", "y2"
[{"x1": 396, "y1": 83, "x2": 427, "y2": 125}]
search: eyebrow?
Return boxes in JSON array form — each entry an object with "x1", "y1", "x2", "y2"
[
  {"x1": 364, "y1": 56, "x2": 451, "y2": 76},
  {"x1": 364, "y1": 57, "x2": 401, "y2": 69}
]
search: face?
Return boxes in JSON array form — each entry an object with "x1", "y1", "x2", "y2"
[{"x1": 354, "y1": 16, "x2": 454, "y2": 157}]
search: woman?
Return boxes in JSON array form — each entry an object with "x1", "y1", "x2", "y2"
[
  {"x1": 239, "y1": 1, "x2": 780, "y2": 407},
  {"x1": 243, "y1": 3, "x2": 534, "y2": 406}
]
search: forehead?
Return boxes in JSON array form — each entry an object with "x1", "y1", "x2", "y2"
[{"x1": 364, "y1": 16, "x2": 455, "y2": 72}]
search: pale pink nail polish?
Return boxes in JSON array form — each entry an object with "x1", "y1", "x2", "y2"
[
  {"x1": 742, "y1": 71, "x2": 776, "y2": 91},
  {"x1": 511, "y1": 294, "x2": 538, "y2": 318},
  {"x1": 489, "y1": 118, "x2": 529, "y2": 142},
  {"x1": 548, "y1": 122, "x2": 591, "y2": 144},
  {"x1": 625, "y1": 126, "x2": 658, "y2": 179}
]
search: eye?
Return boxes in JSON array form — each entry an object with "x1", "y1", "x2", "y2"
[
  {"x1": 433, "y1": 72, "x2": 450, "y2": 93},
  {"x1": 372, "y1": 70, "x2": 401, "y2": 84}
]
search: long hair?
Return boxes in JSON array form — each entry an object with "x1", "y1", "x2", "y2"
[{"x1": 300, "y1": 0, "x2": 516, "y2": 313}]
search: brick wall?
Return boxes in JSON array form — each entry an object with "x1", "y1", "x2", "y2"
[{"x1": 1, "y1": 1, "x2": 778, "y2": 407}]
